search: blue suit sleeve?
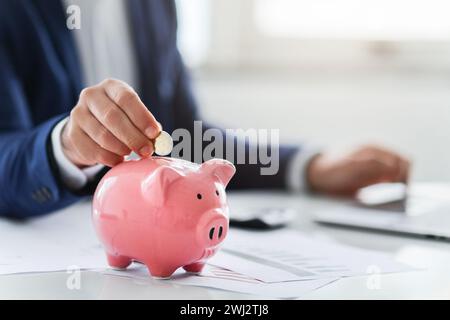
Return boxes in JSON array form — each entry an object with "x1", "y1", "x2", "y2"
[{"x1": 0, "y1": 44, "x2": 82, "y2": 219}]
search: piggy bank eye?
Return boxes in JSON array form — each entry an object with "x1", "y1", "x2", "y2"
[
  {"x1": 197, "y1": 193, "x2": 202, "y2": 200},
  {"x1": 215, "y1": 190, "x2": 219, "y2": 196}
]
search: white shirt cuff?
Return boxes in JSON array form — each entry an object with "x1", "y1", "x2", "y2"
[
  {"x1": 286, "y1": 146, "x2": 322, "y2": 193},
  {"x1": 51, "y1": 117, "x2": 104, "y2": 190}
]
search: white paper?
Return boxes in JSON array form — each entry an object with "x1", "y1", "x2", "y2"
[
  {"x1": 208, "y1": 251, "x2": 309, "y2": 282},
  {"x1": 103, "y1": 264, "x2": 338, "y2": 299},
  {"x1": 221, "y1": 229, "x2": 413, "y2": 279}
]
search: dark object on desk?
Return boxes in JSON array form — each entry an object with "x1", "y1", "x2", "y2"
[{"x1": 230, "y1": 207, "x2": 296, "y2": 230}]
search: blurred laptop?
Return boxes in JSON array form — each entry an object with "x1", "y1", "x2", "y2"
[{"x1": 314, "y1": 183, "x2": 450, "y2": 241}]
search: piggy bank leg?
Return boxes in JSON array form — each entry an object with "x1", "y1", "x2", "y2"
[
  {"x1": 106, "y1": 253, "x2": 132, "y2": 270},
  {"x1": 146, "y1": 264, "x2": 178, "y2": 279},
  {"x1": 183, "y1": 262, "x2": 205, "y2": 274}
]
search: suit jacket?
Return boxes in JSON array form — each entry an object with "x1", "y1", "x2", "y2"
[{"x1": 0, "y1": 0, "x2": 300, "y2": 218}]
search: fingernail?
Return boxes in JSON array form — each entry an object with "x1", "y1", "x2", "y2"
[
  {"x1": 139, "y1": 145, "x2": 152, "y2": 157},
  {"x1": 145, "y1": 126, "x2": 160, "y2": 139}
]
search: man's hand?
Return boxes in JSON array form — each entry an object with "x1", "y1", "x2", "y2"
[
  {"x1": 307, "y1": 145, "x2": 410, "y2": 196},
  {"x1": 61, "y1": 79, "x2": 161, "y2": 168}
]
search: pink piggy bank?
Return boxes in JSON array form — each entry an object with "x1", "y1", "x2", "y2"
[{"x1": 92, "y1": 157, "x2": 236, "y2": 278}]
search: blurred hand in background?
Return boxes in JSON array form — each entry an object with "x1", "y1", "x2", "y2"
[{"x1": 307, "y1": 145, "x2": 410, "y2": 196}]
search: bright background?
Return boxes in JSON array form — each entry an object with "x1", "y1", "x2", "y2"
[{"x1": 176, "y1": 0, "x2": 450, "y2": 182}]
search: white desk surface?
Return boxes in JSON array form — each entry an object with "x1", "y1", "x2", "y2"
[{"x1": 1, "y1": 183, "x2": 449, "y2": 300}]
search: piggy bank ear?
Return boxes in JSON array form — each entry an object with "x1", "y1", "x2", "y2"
[
  {"x1": 141, "y1": 166, "x2": 183, "y2": 206},
  {"x1": 201, "y1": 159, "x2": 236, "y2": 187}
]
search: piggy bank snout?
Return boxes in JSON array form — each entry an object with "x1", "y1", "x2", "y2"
[{"x1": 197, "y1": 210, "x2": 228, "y2": 247}]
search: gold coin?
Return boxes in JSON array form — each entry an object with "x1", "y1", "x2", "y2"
[{"x1": 154, "y1": 131, "x2": 173, "y2": 156}]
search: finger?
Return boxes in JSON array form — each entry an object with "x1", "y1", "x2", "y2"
[
  {"x1": 371, "y1": 153, "x2": 407, "y2": 183},
  {"x1": 74, "y1": 106, "x2": 131, "y2": 156},
  {"x1": 81, "y1": 88, "x2": 154, "y2": 157},
  {"x1": 397, "y1": 157, "x2": 411, "y2": 184},
  {"x1": 346, "y1": 158, "x2": 392, "y2": 189},
  {"x1": 352, "y1": 150, "x2": 401, "y2": 182},
  {"x1": 102, "y1": 79, "x2": 161, "y2": 139},
  {"x1": 366, "y1": 146, "x2": 411, "y2": 183},
  {"x1": 357, "y1": 145, "x2": 398, "y2": 158},
  {"x1": 70, "y1": 124, "x2": 123, "y2": 167},
  {"x1": 379, "y1": 155, "x2": 402, "y2": 182}
]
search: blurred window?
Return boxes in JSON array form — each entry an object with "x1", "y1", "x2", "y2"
[
  {"x1": 177, "y1": 0, "x2": 450, "y2": 70},
  {"x1": 255, "y1": 0, "x2": 450, "y2": 40},
  {"x1": 176, "y1": 0, "x2": 210, "y2": 67}
]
